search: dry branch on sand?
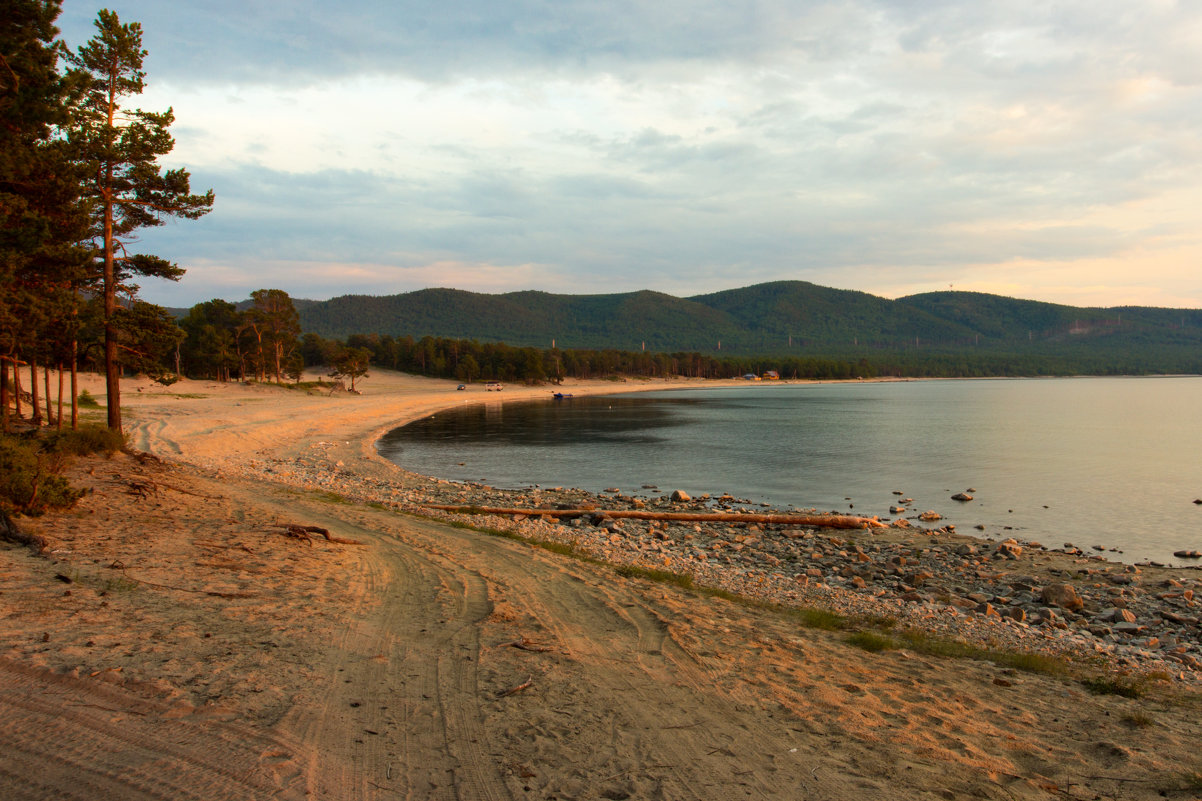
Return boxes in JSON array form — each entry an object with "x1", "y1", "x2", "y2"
[
  {"x1": 496, "y1": 637, "x2": 555, "y2": 653},
  {"x1": 496, "y1": 677, "x2": 534, "y2": 697},
  {"x1": 270, "y1": 523, "x2": 363, "y2": 546}
]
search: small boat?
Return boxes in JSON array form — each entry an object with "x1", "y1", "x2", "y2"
[{"x1": 552, "y1": 392, "x2": 574, "y2": 400}]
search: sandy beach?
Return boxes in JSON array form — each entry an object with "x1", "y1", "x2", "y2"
[{"x1": 3, "y1": 369, "x2": 1202, "y2": 800}]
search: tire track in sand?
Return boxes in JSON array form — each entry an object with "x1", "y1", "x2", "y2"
[
  {"x1": 238, "y1": 491, "x2": 509, "y2": 801},
  {"x1": 0, "y1": 659, "x2": 309, "y2": 801}
]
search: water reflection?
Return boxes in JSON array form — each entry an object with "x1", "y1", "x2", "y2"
[{"x1": 376, "y1": 378, "x2": 1202, "y2": 564}]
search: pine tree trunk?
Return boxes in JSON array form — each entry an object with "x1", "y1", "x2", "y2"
[
  {"x1": 44, "y1": 365, "x2": 53, "y2": 425},
  {"x1": 105, "y1": 318, "x2": 121, "y2": 430},
  {"x1": 104, "y1": 179, "x2": 122, "y2": 432},
  {"x1": 70, "y1": 340, "x2": 78, "y2": 430},
  {"x1": 12, "y1": 361, "x2": 22, "y2": 421},
  {"x1": 30, "y1": 359, "x2": 42, "y2": 426},
  {"x1": 1, "y1": 359, "x2": 9, "y2": 433},
  {"x1": 56, "y1": 364, "x2": 64, "y2": 430}
]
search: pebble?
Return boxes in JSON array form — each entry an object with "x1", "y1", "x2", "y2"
[{"x1": 218, "y1": 449, "x2": 1202, "y2": 684}]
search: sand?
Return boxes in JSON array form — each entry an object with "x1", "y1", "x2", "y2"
[{"x1": 2, "y1": 369, "x2": 1202, "y2": 800}]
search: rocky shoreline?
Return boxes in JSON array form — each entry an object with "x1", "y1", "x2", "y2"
[{"x1": 218, "y1": 442, "x2": 1202, "y2": 685}]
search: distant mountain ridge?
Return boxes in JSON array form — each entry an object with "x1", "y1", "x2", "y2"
[{"x1": 291, "y1": 280, "x2": 1202, "y2": 357}]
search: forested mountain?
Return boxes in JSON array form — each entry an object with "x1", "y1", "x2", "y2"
[
  {"x1": 292, "y1": 281, "x2": 1202, "y2": 361},
  {"x1": 296, "y1": 288, "x2": 743, "y2": 351}
]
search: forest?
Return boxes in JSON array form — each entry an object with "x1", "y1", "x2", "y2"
[{"x1": 5, "y1": 2, "x2": 1201, "y2": 453}]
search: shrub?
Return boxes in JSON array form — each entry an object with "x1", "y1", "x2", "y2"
[
  {"x1": 77, "y1": 389, "x2": 101, "y2": 408},
  {"x1": 1081, "y1": 676, "x2": 1143, "y2": 698},
  {"x1": 44, "y1": 424, "x2": 126, "y2": 457},
  {"x1": 0, "y1": 436, "x2": 85, "y2": 515}
]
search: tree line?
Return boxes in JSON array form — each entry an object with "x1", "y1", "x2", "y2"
[{"x1": 2, "y1": 3, "x2": 212, "y2": 434}]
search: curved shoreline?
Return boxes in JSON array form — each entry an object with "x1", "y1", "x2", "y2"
[
  {"x1": 9, "y1": 368, "x2": 1202, "y2": 800},
  {"x1": 115, "y1": 370, "x2": 1202, "y2": 685}
]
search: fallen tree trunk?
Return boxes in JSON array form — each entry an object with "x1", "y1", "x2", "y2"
[{"x1": 422, "y1": 504, "x2": 886, "y2": 529}]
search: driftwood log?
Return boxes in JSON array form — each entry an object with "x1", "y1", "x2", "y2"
[{"x1": 422, "y1": 504, "x2": 886, "y2": 529}]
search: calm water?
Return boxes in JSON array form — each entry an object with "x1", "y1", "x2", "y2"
[{"x1": 376, "y1": 377, "x2": 1202, "y2": 565}]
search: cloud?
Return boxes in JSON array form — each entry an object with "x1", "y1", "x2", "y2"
[{"x1": 58, "y1": 0, "x2": 1202, "y2": 309}]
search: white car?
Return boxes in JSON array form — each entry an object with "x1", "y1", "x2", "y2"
[{"x1": 486, "y1": 382, "x2": 504, "y2": 391}]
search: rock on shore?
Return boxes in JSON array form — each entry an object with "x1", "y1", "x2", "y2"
[{"x1": 228, "y1": 448, "x2": 1202, "y2": 683}]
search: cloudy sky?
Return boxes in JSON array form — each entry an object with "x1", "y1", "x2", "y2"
[{"x1": 56, "y1": 1, "x2": 1202, "y2": 309}]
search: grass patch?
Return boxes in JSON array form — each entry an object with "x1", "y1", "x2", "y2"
[
  {"x1": 1121, "y1": 711, "x2": 1155, "y2": 728},
  {"x1": 280, "y1": 380, "x2": 342, "y2": 394},
  {"x1": 993, "y1": 651, "x2": 1067, "y2": 675},
  {"x1": 847, "y1": 631, "x2": 897, "y2": 653},
  {"x1": 890, "y1": 628, "x2": 1069, "y2": 676},
  {"x1": 1174, "y1": 770, "x2": 1202, "y2": 793},
  {"x1": 395, "y1": 505, "x2": 1149, "y2": 695},
  {"x1": 615, "y1": 564, "x2": 696, "y2": 590},
  {"x1": 857, "y1": 613, "x2": 898, "y2": 630},
  {"x1": 1081, "y1": 676, "x2": 1144, "y2": 698},
  {"x1": 531, "y1": 539, "x2": 584, "y2": 558},
  {"x1": 44, "y1": 424, "x2": 126, "y2": 457},
  {"x1": 311, "y1": 490, "x2": 351, "y2": 505},
  {"x1": 102, "y1": 576, "x2": 140, "y2": 593},
  {"x1": 787, "y1": 606, "x2": 848, "y2": 631}
]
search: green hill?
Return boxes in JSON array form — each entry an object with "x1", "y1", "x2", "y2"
[{"x1": 287, "y1": 281, "x2": 1202, "y2": 371}]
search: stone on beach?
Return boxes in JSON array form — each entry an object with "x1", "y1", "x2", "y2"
[{"x1": 1040, "y1": 583, "x2": 1085, "y2": 612}]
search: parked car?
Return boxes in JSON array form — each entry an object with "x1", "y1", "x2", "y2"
[
  {"x1": 486, "y1": 382, "x2": 504, "y2": 391},
  {"x1": 456, "y1": 384, "x2": 466, "y2": 390}
]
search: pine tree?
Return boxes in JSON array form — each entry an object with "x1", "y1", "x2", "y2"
[
  {"x1": 247, "y1": 289, "x2": 301, "y2": 383},
  {"x1": 0, "y1": 0, "x2": 82, "y2": 432},
  {"x1": 67, "y1": 9, "x2": 213, "y2": 431}
]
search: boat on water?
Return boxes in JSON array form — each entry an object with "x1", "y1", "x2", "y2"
[{"x1": 552, "y1": 392, "x2": 574, "y2": 400}]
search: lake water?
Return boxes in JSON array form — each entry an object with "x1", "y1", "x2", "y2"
[{"x1": 376, "y1": 377, "x2": 1202, "y2": 565}]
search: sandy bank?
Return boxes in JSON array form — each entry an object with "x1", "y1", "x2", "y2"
[{"x1": 3, "y1": 370, "x2": 1202, "y2": 800}]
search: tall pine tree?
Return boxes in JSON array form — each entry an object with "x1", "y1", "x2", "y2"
[
  {"x1": 67, "y1": 9, "x2": 213, "y2": 432},
  {"x1": 0, "y1": 1, "x2": 80, "y2": 432}
]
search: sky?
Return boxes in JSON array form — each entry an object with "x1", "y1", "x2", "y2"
[{"x1": 55, "y1": 1, "x2": 1202, "y2": 310}]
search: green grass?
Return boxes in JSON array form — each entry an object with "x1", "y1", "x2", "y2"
[
  {"x1": 532, "y1": 539, "x2": 584, "y2": 558},
  {"x1": 847, "y1": 631, "x2": 897, "y2": 652},
  {"x1": 279, "y1": 380, "x2": 342, "y2": 393},
  {"x1": 385, "y1": 502, "x2": 1142, "y2": 691},
  {"x1": 44, "y1": 424, "x2": 126, "y2": 457},
  {"x1": 614, "y1": 564, "x2": 696, "y2": 590},
  {"x1": 310, "y1": 490, "x2": 351, "y2": 505},
  {"x1": 1081, "y1": 676, "x2": 1144, "y2": 698},
  {"x1": 786, "y1": 606, "x2": 848, "y2": 631},
  {"x1": 101, "y1": 576, "x2": 140, "y2": 593},
  {"x1": 890, "y1": 628, "x2": 1068, "y2": 676}
]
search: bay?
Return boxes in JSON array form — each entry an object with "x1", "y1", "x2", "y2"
[{"x1": 376, "y1": 376, "x2": 1202, "y2": 565}]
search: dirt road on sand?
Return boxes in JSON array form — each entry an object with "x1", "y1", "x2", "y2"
[{"x1": 3, "y1": 371, "x2": 1202, "y2": 800}]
